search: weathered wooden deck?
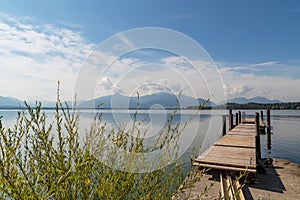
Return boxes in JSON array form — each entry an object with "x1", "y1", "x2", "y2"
[
  {"x1": 194, "y1": 123, "x2": 257, "y2": 173},
  {"x1": 243, "y1": 117, "x2": 265, "y2": 127}
]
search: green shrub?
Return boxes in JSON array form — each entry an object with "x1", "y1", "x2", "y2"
[{"x1": 0, "y1": 96, "x2": 194, "y2": 199}]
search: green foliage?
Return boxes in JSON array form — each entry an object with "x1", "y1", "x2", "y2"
[{"x1": 0, "y1": 98, "x2": 190, "y2": 199}]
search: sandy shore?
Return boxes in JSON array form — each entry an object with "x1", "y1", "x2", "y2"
[{"x1": 173, "y1": 158, "x2": 300, "y2": 199}]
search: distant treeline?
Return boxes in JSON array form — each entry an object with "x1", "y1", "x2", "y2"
[{"x1": 187, "y1": 102, "x2": 300, "y2": 110}]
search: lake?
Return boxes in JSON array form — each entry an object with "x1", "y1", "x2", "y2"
[{"x1": 0, "y1": 109, "x2": 299, "y2": 166}]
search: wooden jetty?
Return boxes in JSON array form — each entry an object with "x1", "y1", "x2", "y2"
[
  {"x1": 194, "y1": 122, "x2": 257, "y2": 173},
  {"x1": 178, "y1": 110, "x2": 272, "y2": 199},
  {"x1": 193, "y1": 110, "x2": 269, "y2": 174}
]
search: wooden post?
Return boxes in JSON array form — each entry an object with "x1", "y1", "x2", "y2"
[
  {"x1": 229, "y1": 109, "x2": 233, "y2": 130},
  {"x1": 260, "y1": 110, "x2": 264, "y2": 122},
  {"x1": 267, "y1": 131, "x2": 272, "y2": 150},
  {"x1": 266, "y1": 109, "x2": 271, "y2": 150},
  {"x1": 255, "y1": 112, "x2": 261, "y2": 160},
  {"x1": 235, "y1": 113, "x2": 238, "y2": 126},
  {"x1": 222, "y1": 115, "x2": 226, "y2": 136},
  {"x1": 238, "y1": 111, "x2": 241, "y2": 124},
  {"x1": 266, "y1": 109, "x2": 271, "y2": 134}
]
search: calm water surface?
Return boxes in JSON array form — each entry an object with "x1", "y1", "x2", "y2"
[{"x1": 1, "y1": 109, "x2": 299, "y2": 165}]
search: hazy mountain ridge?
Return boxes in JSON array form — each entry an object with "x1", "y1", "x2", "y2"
[
  {"x1": 77, "y1": 92, "x2": 214, "y2": 109},
  {"x1": 225, "y1": 96, "x2": 282, "y2": 104},
  {"x1": 0, "y1": 94, "x2": 287, "y2": 109},
  {"x1": 0, "y1": 93, "x2": 214, "y2": 109},
  {"x1": 0, "y1": 96, "x2": 23, "y2": 108},
  {"x1": 0, "y1": 96, "x2": 73, "y2": 109}
]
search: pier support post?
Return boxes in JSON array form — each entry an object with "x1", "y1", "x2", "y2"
[
  {"x1": 238, "y1": 111, "x2": 241, "y2": 124},
  {"x1": 266, "y1": 109, "x2": 271, "y2": 150},
  {"x1": 222, "y1": 115, "x2": 226, "y2": 136},
  {"x1": 266, "y1": 109, "x2": 271, "y2": 134},
  {"x1": 267, "y1": 131, "x2": 272, "y2": 150},
  {"x1": 235, "y1": 113, "x2": 238, "y2": 126},
  {"x1": 260, "y1": 110, "x2": 264, "y2": 122},
  {"x1": 229, "y1": 109, "x2": 233, "y2": 130},
  {"x1": 255, "y1": 112, "x2": 261, "y2": 160}
]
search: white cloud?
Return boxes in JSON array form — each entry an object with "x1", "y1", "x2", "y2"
[
  {"x1": 112, "y1": 33, "x2": 135, "y2": 52},
  {"x1": 97, "y1": 76, "x2": 122, "y2": 94},
  {"x1": 219, "y1": 66, "x2": 300, "y2": 101},
  {"x1": 0, "y1": 13, "x2": 95, "y2": 101},
  {"x1": 161, "y1": 56, "x2": 185, "y2": 65},
  {"x1": 249, "y1": 61, "x2": 278, "y2": 67},
  {"x1": 1, "y1": 13, "x2": 299, "y2": 103},
  {"x1": 223, "y1": 84, "x2": 253, "y2": 97}
]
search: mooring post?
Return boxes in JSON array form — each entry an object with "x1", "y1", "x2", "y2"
[
  {"x1": 222, "y1": 115, "x2": 226, "y2": 136},
  {"x1": 267, "y1": 131, "x2": 272, "y2": 150},
  {"x1": 266, "y1": 109, "x2": 271, "y2": 134},
  {"x1": 255, "y1": 112, "x2": 261, "y2": 160},
  {"x1": 229, "y1": 109, "x2": 233, "y2": 130},
  {"x1": 235, "y1": 112, "x2": 238, "y2": 126},
  {"x1": 238, "y1": 111, "x2": 241, "y2": 124},
  {"x1": 266, "y1": 109, "x2": 271, "y2": 150},
  {"x1": 260, "y1": 110, "x2": 264, "y2": 122}
]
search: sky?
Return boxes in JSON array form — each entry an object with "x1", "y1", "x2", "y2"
[{"x1": 0, "y1": 0, "x2": 300, "y2": 103}]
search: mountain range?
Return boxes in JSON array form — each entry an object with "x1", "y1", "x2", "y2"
[
  {"x1": 224, "y1": 96, "x2": 281, "y2": 104},
  {"x1": 0, "y1": 96, "x2": 23, "y2": 108},
  {"x1": 0, "y1": 93, "x2": 282, "y2": 109},
  {"x1": 77, "y1": 93, "x2": 214, "y2": 109}
]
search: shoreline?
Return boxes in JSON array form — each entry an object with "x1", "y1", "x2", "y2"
[{"x1": 174, "y1": 157, "x2": 300, "y2": 199}]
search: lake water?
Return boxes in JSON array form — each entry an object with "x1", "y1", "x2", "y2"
[
  {"x1": 233, "y1": 110, "x2": 300, "y2": 164},
  {"x1": 0, "y1": 109, "x2": 299, "y2": 166}
]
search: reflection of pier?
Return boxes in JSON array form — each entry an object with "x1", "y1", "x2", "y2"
[{"x1": 193, "y1": 109, "x2": 272, "y2": 199}]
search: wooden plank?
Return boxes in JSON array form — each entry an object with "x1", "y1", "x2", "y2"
[
  {"x1": 231, "y1": 126, "x2": 255, "y2": 129},
  {"x1": 229, "y1": 130, "x2": 255, "y2": 133},
  {"x1": 228, "y1": 130, "x2": 255, "y2": 134},
  {"x1": 215, "y1": 136, "x2": 255, "y2": 148},
  {"x1": 227, "y1": 133, "x2": 255, "y2": 137},
  {"x1": 197, "y1": 146, "x2": 214, "y2": 159},
  {"x1": 243, "y1": 118, "x2": 265, "y2": 127},
  {"x1": 195, "y1": 146, "x2": 256, "y2": 169},
  {"x1": 196, "y1": 154, "x2": 255, "y2": 166},
  {"x1": 230, "y1": 128, "x2": 255, "y2": 130},
  {"x1": 231, "y1": 126, "x2": 256, "y2": 130},
  {"x1": 193, "y1": 163, "x2": 256, "y2": 173}
]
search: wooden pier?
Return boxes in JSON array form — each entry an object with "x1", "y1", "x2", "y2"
[
  {"x1": 174, "y1": 110, "x2": 275, "y2": 199},
  {"x1": 194, "y1": 123, "x2": 257, "y2": 173},
  {"x1": 193, "y1": 110, "x2": 268, "y2": 174}
]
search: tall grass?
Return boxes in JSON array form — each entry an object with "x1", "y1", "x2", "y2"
[{"x1": 0, "y1": 94, "x2": 204, "y2": 199}]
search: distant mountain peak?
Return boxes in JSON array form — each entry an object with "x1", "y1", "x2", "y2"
[{"x1": 226, "y1": 96, "x2": 282, "y2": 104}]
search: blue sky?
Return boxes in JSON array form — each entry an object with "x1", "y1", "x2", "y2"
[{"x1": 0, "y1": 0, "x2": 300, "y2": 102}]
